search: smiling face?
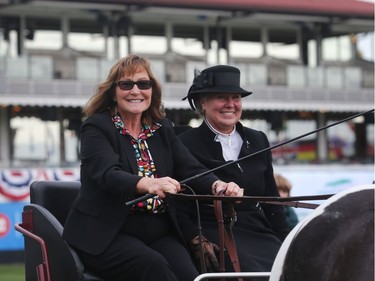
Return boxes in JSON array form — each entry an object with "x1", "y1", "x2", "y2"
[
  {"x1": 200, "y1": 93, "x2": 242, "y2": 134},
  {"x1": 114, "y1": 68, "x2": 152, "y2": 121}
]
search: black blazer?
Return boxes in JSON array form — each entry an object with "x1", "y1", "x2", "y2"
[
  {"x1": 62, "y1": 111, "x2": 218, "y2": 255},
  {"x1": 178, "y1": 121, "x2": 289, "y2": 240}
]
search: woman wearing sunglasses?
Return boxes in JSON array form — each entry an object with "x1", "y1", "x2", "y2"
[{"x1": 62, "y1": 54, "x2": 244, "y2": 281}]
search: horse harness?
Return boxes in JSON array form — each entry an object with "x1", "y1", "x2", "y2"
[
  {"x1": 211, "y1": 193, "x2": 333, "y2": 281},
  {"x1": 170, "y1": 191, "x2": 334, "y2": 280},
  {"x1": 214, "y1": 192, "x2": 243, "y2": 281}
]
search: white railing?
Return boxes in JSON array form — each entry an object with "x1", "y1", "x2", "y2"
[
  {"x1": 0, "y1": 79, "x2": 373, "y2": 111},
  {"x1": 0, "y1": 56, "x2": 373, "y2": 110},
  {"x1": 1, "y1": 55, "x2": 374, "y2": 88}
]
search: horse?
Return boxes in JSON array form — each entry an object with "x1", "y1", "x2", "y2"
[{"x1": 270, "y1": 184, "x2": 374, "y2": 281}]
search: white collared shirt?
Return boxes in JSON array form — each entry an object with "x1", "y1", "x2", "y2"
[{"x1": 205, "y1": 119, "x2": 243, "y2": 161}]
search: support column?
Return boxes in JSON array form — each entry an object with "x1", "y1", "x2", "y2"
[
  {"x1": 296, "y1": 27, "x2": 304, "y2": 64},
  {"x1": 61, "y1": 16, "x2": 69, "y2": 49},
  {"x1": 18, "y1": 16, "x2": 26, "y2": 56},
  {"x1": 103, "y1": 24, "x2": 109, "y2": 59},
  {"x1": 110, "y1": 13, "x2": 120, "y2": 60},
  {"x1": 57, "y1": 108, "x2": 66, "y2": 164},
  {"x1": 113, "y1": 32, "x2": 120, "y2": 60},
  {"x1": 203, "y1": 25, "x2": 210, "y2": 64},
  {"x1": 0, "y1": 107, "x2": 11, "y2": 168},
  {"x1": 317, "y1": 111, "x2": 328, "y2": 162},
  {"x1": 164, "y1": 22, "x2": 175, "y2": 82},
  {"x1": 216, "y1": 20, "x2": 222, "y2": 64},
  {"x1": 261, "y1": 27, "x2": 269, "y2": 57},
  {"x1": 165, "y1": 22, "x2": 173, "y2": 54},
  {"x1": 226, "y1": 26, "x2": 232, "y2": 64},
  {"x1": 127, "y1": 25, "x2": 134, "y2": 55},
  {"x1": 350, "y1": 34, "x2": 358, "y2": 61},
  {"x1": 315, "y1": 25, "x2": 323, "y2": 66},
  {"x1": 300, "y1": 25, "x2": 309, "y2": 66}
]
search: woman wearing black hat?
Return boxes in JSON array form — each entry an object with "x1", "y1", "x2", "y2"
[{"x1": 178, "y1": 65, "x2": 289, "y2": 274}]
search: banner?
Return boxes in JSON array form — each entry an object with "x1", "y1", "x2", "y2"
[
  {"x1": 0, "y1": 167, "x2": 80, "y2": 203},
  {"x1": 0, "y1": 165, "x2": 373, "y2": 252},
  {"x1": 0, "y1": 167, "x2": 80, "y2": 251},
  {"x1": 0, "y1": 202, "x2": 25, "y2": 251}
]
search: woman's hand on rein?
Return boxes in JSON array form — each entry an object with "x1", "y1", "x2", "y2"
[
  {"x1": 212, "y1": 180, "x2": 244, "y2": 198},
  {"x1": 138, "y1": 177, "x2": 181, "y2": 198}
]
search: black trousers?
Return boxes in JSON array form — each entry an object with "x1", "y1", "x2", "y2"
[{"x1": 77, "y1": 213, "x2": 199, "y2": 281}]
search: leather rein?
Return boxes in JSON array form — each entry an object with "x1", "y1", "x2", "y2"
[
  {"x1": 169, "y1": 191, "x2": 333, "y2": 278},
  {"x1": 169, "y1": 192, "x2": 333, "y2": 209},
  {"x1": 214, "y1": 191, "x2": 242, "y2": 280}
]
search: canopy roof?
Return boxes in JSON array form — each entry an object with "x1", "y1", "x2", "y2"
[{"x1": 46, "y1": 0, "x2": 374, "y2": 17}]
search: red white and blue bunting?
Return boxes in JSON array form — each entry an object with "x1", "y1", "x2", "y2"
[{"x1": 0, "y1": 168, "x2": 80, "y2": 202}]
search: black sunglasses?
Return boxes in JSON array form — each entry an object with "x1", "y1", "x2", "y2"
[{"x1": 115, "y1": 80, "x2": 153, "y2": 90}]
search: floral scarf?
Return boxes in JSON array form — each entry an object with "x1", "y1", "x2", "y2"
[{"x1": 112, "y1": 112, "x2": 166, "y2": 214}]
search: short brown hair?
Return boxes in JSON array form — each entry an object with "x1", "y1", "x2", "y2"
[{"x1": 274, "y1": 173, "x2": 292, "y2": 194}]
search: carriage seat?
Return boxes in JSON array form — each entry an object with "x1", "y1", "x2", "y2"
[{"x1": 15, "y1": 180, "x2": 105, "y2": 281}]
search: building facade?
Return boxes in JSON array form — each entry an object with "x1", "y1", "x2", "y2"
[{"x1": 0, "y1": 0, "x2": 374, "y2": 167}]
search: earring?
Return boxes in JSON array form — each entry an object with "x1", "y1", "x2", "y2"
[{"x1": 113, "y1": 99, "x2": 117, "y2": 103}]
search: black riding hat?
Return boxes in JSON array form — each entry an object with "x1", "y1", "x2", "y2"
[{"x1": 182, "y1": 65, "x2": 252, "y2": 111}]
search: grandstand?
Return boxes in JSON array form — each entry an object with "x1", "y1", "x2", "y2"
[{"x1": 0, "y1": 0, "x2": 373, "y2": 167}]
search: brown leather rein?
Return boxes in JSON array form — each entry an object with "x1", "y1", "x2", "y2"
[
  {"x1": 214, "y1": 191, "x2": 242, "y2": 281},
  {"x1": 169, "y1": 191, "x2": 334, "y2": 279},
  {"x1": 169, "y1": 192, "x2": 334, "y2": 209}
]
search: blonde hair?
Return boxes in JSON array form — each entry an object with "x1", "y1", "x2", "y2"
[
  {"x1": 83, "y1": 54, "x2": 165, "y2": 125},
  {"x1": 274, "y1": 173, "x2": 292, "y2": 195}
]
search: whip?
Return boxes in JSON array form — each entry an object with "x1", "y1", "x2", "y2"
[{"x1": 125, "y1": 108, "x2": 374, "y2": 206}]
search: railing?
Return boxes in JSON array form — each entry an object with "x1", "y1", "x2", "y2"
[
  {"x1": 0, "y1": 78, "x2": 373, "y2": 112},
  {"x1": 1, "y1": 55, "x2": 374, "y2": 87},
  {"x1": 0, "y1": 55, "x2": 373, "y2": 111}
]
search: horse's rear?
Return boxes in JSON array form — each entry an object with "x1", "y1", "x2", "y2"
[{"x1": 270, "y1": 184, "x2": 374, "y2": 281}]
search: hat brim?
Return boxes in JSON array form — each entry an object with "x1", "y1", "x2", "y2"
[{"x1": 188, "y1": 85, "x2": 252, "y2": 99}]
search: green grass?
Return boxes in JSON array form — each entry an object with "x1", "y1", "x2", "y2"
[{"x1": 0, "y1": 263, "x2": 25, "y2": 281}]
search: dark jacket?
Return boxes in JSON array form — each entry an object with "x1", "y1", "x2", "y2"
[
  {"x1": 62, "y1": 111, "x2": 218, "y2": 255},
  {"x1": 178, "y1": 121, "x2": 289, "y2": 241}
]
